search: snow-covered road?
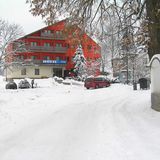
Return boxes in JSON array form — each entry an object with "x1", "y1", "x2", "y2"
[{"x1": 0, "y1": 78, "x2": 160, "y2": 160}]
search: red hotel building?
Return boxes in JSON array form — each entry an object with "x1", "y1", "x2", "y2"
[{"x1": 6, "y1": 20, "x2": 101, "y2": 79}]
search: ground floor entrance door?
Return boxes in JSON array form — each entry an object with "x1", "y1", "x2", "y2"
[{"x1": 53, "y1": 68, "x2": 62, "y2": 77}]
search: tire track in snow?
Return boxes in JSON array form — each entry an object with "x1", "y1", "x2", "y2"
[
  {"x1": 1, "y1": 86, "x2": 158, "y2": 160},
  {"x1": 0, "y1": 89, "x2": 129, "y2": 160},
  {"x1": 110, "y1": 91, "x2": 160, "y2": 160}
]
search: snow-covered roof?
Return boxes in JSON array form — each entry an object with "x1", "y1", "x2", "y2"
[{"x1": 148, "y1": 54, "x2": 160, "y2": 67}]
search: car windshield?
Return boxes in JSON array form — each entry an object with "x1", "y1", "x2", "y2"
[
  {"x1": 20, "y1": 80, "x2": 29, "y2": 84},
  {"x1": 85, "y1": 78, "x2": 94, "y2": 82},
  {"x1": 95, "y1": 77, "x2": 104, "y2": 81}
]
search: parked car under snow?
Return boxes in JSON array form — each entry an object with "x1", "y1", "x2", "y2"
[
  {"x1": 18, "y1": 79, "x2": 31, "y2": 89},
  {"x1": 5, "y1": 81, "x2": 17, "y2": 89}
]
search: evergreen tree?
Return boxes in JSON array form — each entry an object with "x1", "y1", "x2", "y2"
[{"x1": 72, "y1": 45, "x2": 86, "y2": 79}]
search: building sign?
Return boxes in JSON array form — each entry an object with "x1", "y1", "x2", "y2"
[{"x1": 42, "y1": 60, "x2": 67, "y2": 64}]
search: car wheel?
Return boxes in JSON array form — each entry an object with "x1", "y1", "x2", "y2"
[{"x1": 95, "y1": 85, "x2": 99, "y2": 89}]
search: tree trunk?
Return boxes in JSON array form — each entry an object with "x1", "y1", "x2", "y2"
[
  {"x1": 146, "y1": 0, "x2": 160, "y2": 60},
  {"x1": 146, "y1": 0, "x2": 160, "y2": 111}
]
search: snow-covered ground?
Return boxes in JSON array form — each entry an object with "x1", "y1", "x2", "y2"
[{"x1": 0, "y1": 76, "x2": 160, "y2": 160}]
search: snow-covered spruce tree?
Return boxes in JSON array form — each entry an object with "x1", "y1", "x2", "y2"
[{"x1": 72, "y1": 45, "x2": 86, "y2": 79}]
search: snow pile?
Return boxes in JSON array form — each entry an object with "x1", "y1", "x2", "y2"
[{"x1": 63, "y1": 78, "x2": 84, "y2": 86}]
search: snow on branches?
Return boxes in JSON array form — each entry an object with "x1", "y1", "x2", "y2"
[{"x1": 0, "y1": 19, "x2": 24, "y2": 69}]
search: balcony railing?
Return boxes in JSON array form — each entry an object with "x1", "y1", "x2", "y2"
[
  {"x1": 27, "y1": 46, "x2": 68, "y2": 53},
  {"x1": 41, "y1": 32, "x2": 54, "y2": 37},
  {"x1": 14, "y1": 59, "x2": 67, "y2": 66},
  {"x1": 40, "y1": 32, "x2": 66, "y2": 40}
]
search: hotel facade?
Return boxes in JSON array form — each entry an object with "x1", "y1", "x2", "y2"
[{"x1": 6, "y1": 20, "x2": 101, "y2": 79}]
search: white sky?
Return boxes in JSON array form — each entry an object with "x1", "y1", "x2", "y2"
[{"x1": 0, "y1": 0, "x2": 45, "y2": 35}]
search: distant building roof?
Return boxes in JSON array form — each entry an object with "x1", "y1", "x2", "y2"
[{"x1": 148, "y1": 54, "x2": 160, "y2": 67}]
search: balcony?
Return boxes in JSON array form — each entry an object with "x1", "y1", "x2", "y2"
[
  {"x1": 40, "y1": 32, "x2": 66, "y2": 40},
  {"x1": 19, "y1": 59, "x2": 67, "y2": 66},
  {"x1": 28, "y1": 46, "x2": 68, "y2": 53},
  {"x1": 41, "y1": 32, "x2": 54, "y2": 37}
]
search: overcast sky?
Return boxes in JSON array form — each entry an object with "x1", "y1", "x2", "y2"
[{"x1": 0, "y1": 0, "x2": 45, "y2": 35}]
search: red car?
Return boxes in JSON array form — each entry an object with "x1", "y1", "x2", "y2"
[{"x1": 84, "y1": 76, "x2": 110, "y2": 89}]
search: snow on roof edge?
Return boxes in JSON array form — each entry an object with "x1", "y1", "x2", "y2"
[{"x1": 148, "y1": 54, "x2": 160, "y2": 66}]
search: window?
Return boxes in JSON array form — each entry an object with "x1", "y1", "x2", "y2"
[
  {"x1": 44, "y1": 30, "x2": 51, "y2": 34},
  {"x1": 59, "y1": 31, "x2": 62, "y2": 37},
  {"x1": 55, "y1": 31, "x2": 63, "y2": 37},
  {"x1": 21, "y1": 68, "x2": 26, "y2": 75},
  {"x1": 44, "y1": 56, "x2": 50, "y2": 60},
  {"x1": 56, "y1": 43, "x2": 62, "y2": 47},
  {"x1": 56, "y1": 57, "x2": 60, "y2": 61},
  {"x1": 56, "y1": 31, "x2": 59, "y2": 36},
  {"x1": 42, "y1": 30, "x2": 53, "y2": 37},
  {"x1": 35, "y1": 69, "x2": 40, "y2": 75},
  {"x1": 31, "y1": 42, "x2": 37, "y2": 46},
  {"x1": 31, "y1": 56, "x2": 36, "y2": 60},
  {"x1": 44, "y1": 43, "x2": 50, "y2": 47}
]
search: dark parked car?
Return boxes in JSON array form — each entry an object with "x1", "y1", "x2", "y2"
[
  {"x1": 84, "y1": 76, "x2": 110, "y2": 89},
  {"x1": 5, "y1": 81, "x2": 17, "y2": 89},
  {"x1": 18, "y1": 79, "x2": 31, "y2": 89},
  {"x1": 139, "y1": 78, "x2": 150, "y2": 90}
]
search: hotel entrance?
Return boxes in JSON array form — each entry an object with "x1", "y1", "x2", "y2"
[{"x1": 53, "y1": 68, "x2": 63, "y2": 77}]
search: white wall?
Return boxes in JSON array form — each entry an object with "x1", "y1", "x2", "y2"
[
  {"x1": 150, "y1": 54, "x2": 160, "y2": 111},
  {"x1": 6, "y1": 66, "x2": 64, "y2": 79},
  {"x1": 151, "y1": 58, "x2": 160, "y2": 93}
]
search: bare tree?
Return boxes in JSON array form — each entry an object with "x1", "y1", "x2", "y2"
[
  {"x1": 0, "y1": 19, "x2": 24, "y2": 65},
  {"x1": 26, "y1": 1, "x2": 144, "y2": 32},
  {"x1": 0, "y1": 19, "x2": 24, "y2": 79},
  {"x1": 98, "y1": 9, "x2": 121, "y2": 75},
  {"x1": 86, "y1": 59, "x2": 101, "y2": 76}
]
